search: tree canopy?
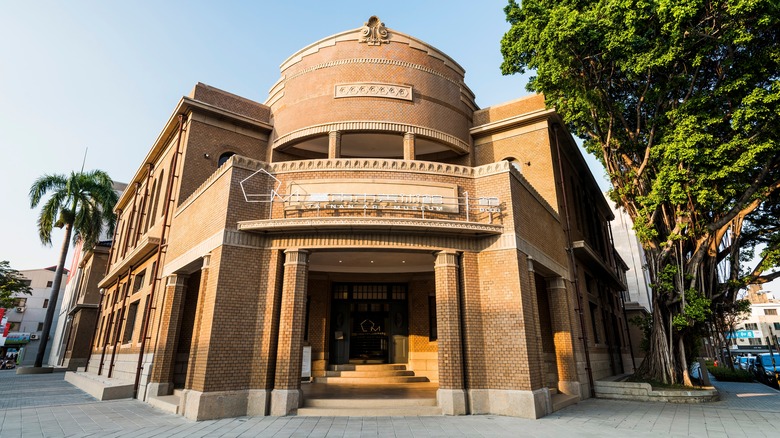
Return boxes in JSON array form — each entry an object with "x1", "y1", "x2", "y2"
[
  {"x1": 0, "y1": 261, "x2": 32, "y2": 309},
  {"x1": 501, "y1": 0, "x2": 780, "y2": 384},
  {"x1": 28, "y1": 169, "x2": 118, "y2": 367}
]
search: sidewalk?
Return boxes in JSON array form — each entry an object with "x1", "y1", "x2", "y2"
[{"x1": 0, "y1": 369, "x2": 778, "y2": 437}]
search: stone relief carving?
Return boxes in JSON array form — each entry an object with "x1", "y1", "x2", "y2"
[
  {"x1": 335, "y1": 83, "x2": 413, "y2": 101},
  {"x1": 359, "y1": 16, "x2": 389, "y2": 45}
]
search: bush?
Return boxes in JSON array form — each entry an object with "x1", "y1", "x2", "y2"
[{"x1": 707, "y1": 365, "x2": 753, "y2": 382}]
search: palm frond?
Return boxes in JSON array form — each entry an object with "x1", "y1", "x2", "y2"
[{"x1": 29, "y1": 174, "x2": 67, "y2": 207}]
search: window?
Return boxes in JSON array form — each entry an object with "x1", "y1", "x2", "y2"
[
  {"x1": 14, "y1": 298, "x2": 27, "y2": 307},
  {"x1": 42, "y1": 299, "x2": 49, "y2": 308},
  {"x1": 123, "y1": 301, "x2": 139, "y2": 343},
  {"x1": 748, "y1": 338, "x2": 763, "y2": 346},
  {"x1": 589, "y1": 302, "x2": 601, "y2": 344},
  {"x1": 133, "y1": 270, "x2": 146, "y2": 293},
  {"x1": 150, "y1": 170, "x2": 164, "y2": 227},
  {"x1": 765, "y1": 309, "x2": 778, "y2": 316},
  {"x1": 745, "y1": 323, "x2": 758, "y2": 330},
  {"x1": 218, "y1": 152, "x2": 236, "y2": 167},
  {"x1": 774, "y1": 323, "x2": 780, "y2": 330},
  {"x1": 429, "y1": 295, "x2": 437, "y2": 341},
  {"x1": 37, "y1": 323, "x2": 44, "y2": 331},
  {"x1": 21, "y1": 279, "x2": 31, "y2": 287},
  {"x1": 46, "y1": 281, "x2": 53, "y2": 287}
]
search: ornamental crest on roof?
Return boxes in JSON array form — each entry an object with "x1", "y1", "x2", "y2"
[{"x1": 359, "y1": 16, "x2": 389, "y2": 45}]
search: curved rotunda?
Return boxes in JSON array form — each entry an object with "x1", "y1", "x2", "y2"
[{"x1": 67, "y1": 16, "x2": 632, "y2": 422}]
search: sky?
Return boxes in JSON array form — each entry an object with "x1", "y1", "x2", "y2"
[{"x1": 0, "y1": 1, "x2": 775, "y2": 297}]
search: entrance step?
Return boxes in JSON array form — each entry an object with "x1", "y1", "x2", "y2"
[
  {"x1": 297, "y1": 405, "x2": 442, "y2": 416},
  {"x1": 331, "y1": 364, "x2": 407, "y2": 371},
  {"x1": 551, "y1": 393, "x2": 579, "y2": 412},
  {"x1": 299, "y1": 394, "x2": 440, "y2": 416},
  {"x1": 147, "y1": 394, "x2": 181, "y2": 414},
  {"x1": 323, "y1": 370, "x2": 415, "y2": 378},
  {"x1": 314, "y1": 376, "x2": 430, "y2": 384}
]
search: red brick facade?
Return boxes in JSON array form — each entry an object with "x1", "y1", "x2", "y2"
[{"x1": 78, "y1": 16, "x2": 631, "y2": 421}]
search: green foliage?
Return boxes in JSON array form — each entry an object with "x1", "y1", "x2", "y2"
[
  {"x1": 706, "y1": 365, "x2": 753, "y2": 382},
  {"x1": 501, "y1": 0, "x2": 780, "y2": 383},
  {"x1": 0, "y1": 261, "x2": 32, "y2": 309},
  {"x1": 29, "y1": 170, "x2": 119, "y2": 250},
  {"x1": 630, "y1": 314, "x2": 652, "y2": 353},
  {"x1": 672, "y1": 289, "x2": 712, "y2": 331}
]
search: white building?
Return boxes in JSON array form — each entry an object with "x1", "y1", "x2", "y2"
[
  {"x1": 3, "y1": 267, "x2": 68, "y2": 366},
  {"x1": 608, "y1": 197, "x2": 652, "y2": 311},
  {"x1": 731, "y1": 290, "x2": 780, "y2": 353}
]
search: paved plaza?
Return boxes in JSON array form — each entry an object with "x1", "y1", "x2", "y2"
[{"x1": 0, "y1": 370, "x2": 779, "y2": 437}]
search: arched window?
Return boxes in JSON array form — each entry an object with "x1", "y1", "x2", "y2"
[
  {"x1": 504, "y1": 157, "x2": 523, "y2": 173},
  {"x1": 218, "y1": 152, "x2": 236, "y2": 167}
]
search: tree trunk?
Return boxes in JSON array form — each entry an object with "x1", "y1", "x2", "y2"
[
  {"x1": 679, "y1": 336, "x2": 692, "y2": 386},
  {"x1": 636, "y1": 298, "x2": 674, "y2": 383},
  {"x1": 34, "y1": 224, "x2": 72, "y2": 368}
]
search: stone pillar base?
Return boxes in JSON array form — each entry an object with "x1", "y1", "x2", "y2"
[
  {"x1": 468, "y1": 388, "x2": 551, "y2": 419},
  {"x1": 247, "y1": 389, "x2": 271, "y2": 416},
  {"x1": 181, "y1": 389, "x2": 252, "y2": 420},
  {"x1": 270, "y1": 389, "x2": 302, "y2": 416},
  {"x1": 437, "y1": 388, "x2": 467, "y2": 415}
]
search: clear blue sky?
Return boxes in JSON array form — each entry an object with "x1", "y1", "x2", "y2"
[{"x1": 6, "y1": 1, "x2": 771, "y2": 298}]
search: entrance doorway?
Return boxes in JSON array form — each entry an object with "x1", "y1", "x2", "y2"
[{"x1": 329, "y1": 283, "x2": 408, "y2": 365}]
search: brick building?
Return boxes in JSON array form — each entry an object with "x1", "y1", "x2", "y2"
[{"x1": 68, "y1": 16, "x2": 631, "y2": 420}]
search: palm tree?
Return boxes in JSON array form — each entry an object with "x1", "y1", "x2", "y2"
[{"x1": 29, "y1": 170, "x2": 118, "y2": 368}]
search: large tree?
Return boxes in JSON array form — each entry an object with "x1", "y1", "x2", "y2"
[
  {"x1": 29, "y1": 170, "x2": 118, "y2": 368},
  {"x1": 0, "y1": 261, "x2": 32, "y2": 309},
  {"x1": 501, "y1": 0, "x2": 780, "y2": 384}
]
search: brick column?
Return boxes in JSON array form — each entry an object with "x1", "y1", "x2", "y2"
[
  {"x1": 147, "y1": 273, "x2": 189, "y2": 396},
  {"x1": 548, "y1": 277, "x2": 580, "y2": 397},
  {"x1": 328, "y1": 131, "x2": 342, "y2": 159},
  {"x1": 403, "y1": 132, "x2": 416, "y2": 160},
  {"x1": 270, "y1": 249, "x2": 309, "y2": 416},
  {"x1": 434, "y1": 250, "x2": 467, "y2": 415},
  {"x1": 185, "y1": 254, "x2": 210, "y2": 390}
]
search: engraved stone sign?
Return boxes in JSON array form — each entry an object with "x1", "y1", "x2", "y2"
[{"x1": 334, "y1": 83, "x2": 413, "y2": 101}]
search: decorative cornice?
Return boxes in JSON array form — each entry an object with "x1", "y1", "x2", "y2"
[
  {"x1": 273, "y1": 121, "x2": 469, "y2": 154},
  {"x1": 359, "y1": 16, "x2": 389, "y2": 46},
  {"x1": 269, "y1": 158, "x2": 473, "y2": 176},
  {"x1": 99, "y1": 236, "x2": 161, "y2": 288},
  {"x1": 334, "y1": 82, "x2": 412, "y2": 101},
  {"x1": 237, "y1": 217, "x2": 503, "y2": 236}
]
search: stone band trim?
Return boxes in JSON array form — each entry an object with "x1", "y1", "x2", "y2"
[
  {"x1": 284, "y1": 57, "x2": 463, "y2": 88},
  {"x1": 272, "y1": 120, "x2": 470, "y2": 154}
]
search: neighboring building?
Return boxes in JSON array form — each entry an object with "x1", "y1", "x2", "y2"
[
  {"x1": 2, "y1": 267, "x2": 68, "y2": 365},
  {"x1": 69, "y1": 17, "x2": 630, "y2": 420},
  {"x1": 730, "y1": 285, "x2": 780, "y2": 354},
  {"x1": 608, "y1": 198, "x2": 652, "y2": 368},
  {"x1": 49, "y1": 182, "x2": 128, "y2": 369}
]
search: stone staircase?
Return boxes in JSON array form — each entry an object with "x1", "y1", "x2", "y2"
[
  {"x1": 299, "y1": 364, "x2": 441, "y2": 416},
  {"x1": 313, "y1": 364, "x2": 430, "y2": 384}
]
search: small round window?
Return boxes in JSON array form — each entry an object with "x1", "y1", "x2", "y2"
[{"x1": 218, "y1": 152, "x2": 235, "y2": 167}]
